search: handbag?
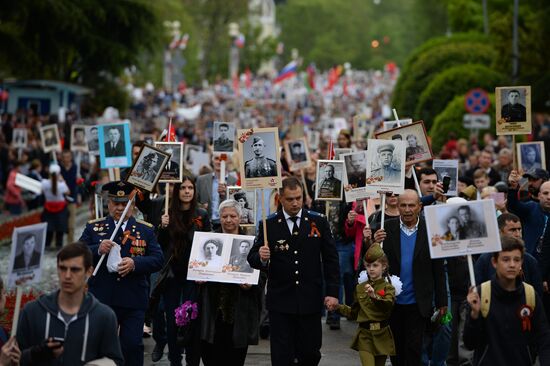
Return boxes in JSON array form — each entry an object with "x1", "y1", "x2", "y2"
[{"x1": 145, "y1": 255, "x2": 173, "y2": 323}]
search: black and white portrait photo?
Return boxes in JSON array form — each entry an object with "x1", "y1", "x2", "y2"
[
  {"x1": 315, "y1": 160, "x2": 344, "y2": 201},
  {"x1": 432, "y1": 159, "x2": 459, "y2": 196},
  {"x1": 344, "y1": 152, "x2": 367, "y2": 188},
  {"x1": 71, "y1": 124, "x2": 88, "y2": 152},
  {"x1": 382, "y1": 118, "x2": 412, "y2": 131},
  {"x1": 366, "y1": 139, "x2": 406, "y2": 194},
  {"x1": 199, "y1": 238, "x2": 224, "y2": 269},
  {"x1": 213, "y1": 121, "x2": 235, "y2": 153},
  {"x1": 238, "y1": 127, "x2": 282, "y2": 189},
  {"x1": 8, "y1": 222, "x2": 47, "y2": 287},
  {"x1": 518, "y1": 142, "x2": 546, "y2": 172},
  {"x1": 227, "y1": 239, "x2": 254, "y2": 273},
  {"x1": 307, "y1": 130, "x2": 321, "y2": 150},
  {"x1": 227, "y1": 186, "x2": 256, "y2": 225},
  {"x1": 183, "y1": 144, "x2": 203, "y2": 167},
  {"x1": 86, "y1": 126, "x2": 100, "y2": 154},
  {"x1": 140, "y1": 133, "x2": 156, "y2": 146},
  {"x1": 425, "y1": 200, "x2": 500, "y2": 259},
  {"x1": 103, "y1": 125, "x2": 126, "y2": 157},
  {"x1": 155, "y1": 142, "x2": 183, "y2": 183},
  {"x1": 376, "y1": 121, "x2": 432, "y2": 165},
  {"x1": 126, "y1": 144, "x2": 170, "y2": 192},
  {"x1": 285, "y1": 138, "x2": 311, "y2": 171},
  {"x1": 496, "y1": 86, "x2": 532, "y2": 135},
  {"x1": 12, "y1": 128, "x2": 27, "y2": 148},
  {"x1": 334, "y1": 148, "x2": 352, "y2": 161},
  {"x1": 39, "y1": 125, "x2": 61, "y2": 153}
]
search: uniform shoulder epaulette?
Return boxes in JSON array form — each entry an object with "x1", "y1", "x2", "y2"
[
  {"x1": 87, "y1": 217, "x2": 106, "y2": 224},
  {"x1": 267, "y1": 212, "x2": 278, "y2": 220},
  {"x1": 307, "y1": 210, "x2": 324, "y2": 218},
  {"x1": 136, "y1": 219, "x2": 153, "y2": 228}
]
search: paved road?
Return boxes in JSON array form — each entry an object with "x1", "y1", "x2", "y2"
[{"x1": 0, "y1": 209, "x2": 366, "y2": 365}]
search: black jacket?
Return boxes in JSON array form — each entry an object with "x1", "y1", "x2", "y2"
[
  {"x1": 464, "y1": 278, "x2": 550, "y2": 366},
  {"x1": 248, "y1": 209, "x2": 340, "y2": 314},
  {"x1": 382, "y1": 217, "x2": 447, "y2": 318}
]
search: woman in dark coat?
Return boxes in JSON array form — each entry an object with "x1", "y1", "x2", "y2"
[
  {"x1": 200, "y1": 199, "x2": 262, "y2": 366},
  {"x1": 157, "y1": 176, "x2": 211, "y2": 366}
]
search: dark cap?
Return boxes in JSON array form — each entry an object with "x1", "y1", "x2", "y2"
[
  {"x1": 523, "y1": 168, "x2": 549, "y2": 181},
  {"x1": 377, "y1": 143, "x2": 395, "y2": 154},
  {"x1": 103, "y1": 181, "x2": 134, "y2": 202},
  {"x1": 251, "y1": 136, "x2": 264, "y2": 144}
]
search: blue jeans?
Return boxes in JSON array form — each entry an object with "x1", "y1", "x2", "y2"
[
  {"x1": 330, "y1": 241, "x2": 355, "y2": 321},
  {"x1": 422, "y1": 322, "x2": 452, "y2": 366}
]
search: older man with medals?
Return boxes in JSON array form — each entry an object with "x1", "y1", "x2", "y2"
[{"x1": 79, "y1": 181, "x2": 164, "y2": 366}]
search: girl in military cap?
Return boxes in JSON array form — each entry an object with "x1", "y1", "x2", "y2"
[{"x1": 335, "y1": 243, "x2": 400, "y2": 366}]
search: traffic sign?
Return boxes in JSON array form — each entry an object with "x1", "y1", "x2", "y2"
[
  {"x1": 464, "y1": 88, "x2": 490, "y2": 114},
  {"x1": 463, "y1": 114, "x2": 490, "y2": 129}
]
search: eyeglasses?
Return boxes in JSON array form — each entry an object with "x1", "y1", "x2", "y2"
[{"x1": 385, "y1": 193, "x2": 399, "y2": 197}]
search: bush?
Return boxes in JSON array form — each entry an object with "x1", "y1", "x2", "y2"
[
  {"x1": 415, "y1": 64, "x2": 506, "y2": 130},
  {"x1": 393, "y1": 33, "x2": 492, "y2": 116},
  {"x1": 429, "y1": 93, "x2": 496, "y2": 153}
]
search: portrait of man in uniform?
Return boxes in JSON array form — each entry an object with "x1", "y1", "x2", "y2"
[
  {"x1": 126, "y1": 145, "x2": 170, "y2": 192},
  {"x1": 86, "y1": 126, "x2": 99, "y2": 154},
  {"x1": 501, "y1": 89, "x2": 526, "y2": 122},
  {"x1": 244, "y1": 136, "x2": 277, "y2": 178},
  {"x1": 213, "y1": 122, "x2": 235, "y2": 152},
  {"x1": 155, "y1": 141, "x2": 183, "y2": 182},
  {"x1": 39, "y1": 125, "x2": 61, "y2": 153},
  {"x1": 316, "y1": 163, "x2": 342, "y2": 200},
  {"x1": 344, "y1": 152, "x2": 367, "y2": 188},
  {"x1": 371, "y1": 144, "x2": 401, "y2": 184},
  {"x1": 228, "y1": 239, "x2": 254, "y2": 273},
  {"x1": 289, "y1": 141, "x2": 307, "y2": 163},
  {"x1": 13, "y1": 233, "x2": 41, "y2": 271}
]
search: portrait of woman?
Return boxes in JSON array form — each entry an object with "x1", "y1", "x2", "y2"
[
  {"x1": 443, "y1": 216, "x2": 462, "y2": 241},
  {"x1": 233, "y1": 191, "x2": 254, "y2": 225}
]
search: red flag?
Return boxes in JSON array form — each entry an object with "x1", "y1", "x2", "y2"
[
  {"x1": 343, "y1": 78, "x2": 348, "y2": 96},
  {"x1": 245, "y1": 67, "x2": 252, "y2": 89},
  {"x1": 327, "y1": 139, "x2": 335, "y2": 160},
  {"x1": 232, "y1": 73, "x2": 240, "y2": 96},
  {"x1": 306, "y1": 64, "x2": 316, "y2": 90}
]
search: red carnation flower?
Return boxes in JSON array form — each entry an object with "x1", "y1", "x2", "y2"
[{"x1": 377, "y1": 289, "x2": 385, "y2": 297}]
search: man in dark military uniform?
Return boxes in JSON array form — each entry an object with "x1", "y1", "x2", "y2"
[
  {"x1": 501, "y1": 89, "x2": 526, "y2": 122},
  {"x1": 290, "y1": 142, "x2": 307, "y2": 162},
  {"x1": 213, "y1": 122, "x2": 234, "y2": 151},
  {"x1": 244, "y1": 136, "x2": 277, "y2": 178},
  {"x1": 318, "y1": 163, "x2": 341, "y2": 198},
  {"x1": 346, "y1": 152, "x2": 367, "y2": 188},
  {"x1": 248, "y1": 177, "x2": 340, "y2": 366},
  {"x1": 229, "y1": 240, "x2": 254, "y2": 273},
  {"x1": 79, "y1": 181, "x2": 164, "y2": 366},
  {"x1": 371, "y1": 143, "x2": 401, "y2": 184}
]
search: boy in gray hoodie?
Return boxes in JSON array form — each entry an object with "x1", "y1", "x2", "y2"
[{"x1": 16, "y1": 243, "x2": 124, "y2": 365}]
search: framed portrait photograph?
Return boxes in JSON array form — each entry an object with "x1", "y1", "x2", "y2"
[
  {"x1": 187, "y1": 231, "x2": 260, "y2": 285},
  {"x1": 382, "y1": 118, "x2": 412, "y2": 131},
  {"x1": 7, "y1": 222, "x2": 47, "y2": 288},
  {"x1": 342, "y1": 151, "x2": 370, "y2": 202},
  {"x1": 334, "y1": 148, "x2": 352, "y2": 161},
  {"x1": 154, "y1": 141, "x2": 184, "y2": 183},
  {"x1": 183, "y1": 144, "x2": 203, "y2": 167},
  {"x1": 517, "y1": 141, "x2": 546, "y2": 172},
  {"x1": 125, "y1": 144, "x2": 171, "y2": 192},
  {"x1": 307, "y1": 130, "x2": 321, "y2": 150},
  {"x1": 432, "y1": 159, "x2": 459, "y2": 197},
  {"x1": 315, "y1": 160, "x2": 344, "y2": 201},
  {"x1": 12, "y1": 128, "x2": 28, "y2": 148},
  {"x1": 238, "y1": 127, "x2": 282, "y2": 189},
  {"x1": 227, "y1": 186, "x2": 256, "y2": 226},
  {"x1": 213, "y1": 121, "x2": 235, "y2": 153},
  {"x1": 425, "y1": 200, "x2": 501, "y2": 259},
  {"x1": 365, "y1": 139, "x2": 406, "y2": 194},
  {"x1": 376, "y1": 120, "x2": 432, "y2": 166},
  {"x1": 86, "y1": 125, "x2": 100, "y2": 155},
  {"x1": 98, "y1": 122, "x2": 132, "y2": 169},
  {"x1": 495, "y1": 86, "x2": 532, "y2": 135},
  {"x1": 39, "y1": 124, "x2": 61, "y2": 153},
  {"x1": 353, "y1": 113, "x2": 370, "y2": 141},
  {"x1": 70, "y1": 124, "x2": 88, "y2": 152},
  {"x1": 285, "y1": 137, "x2": 311, "y2": 171},
  {"x1": 140, "y1": 133, "x2": 156, "y2": 146}
]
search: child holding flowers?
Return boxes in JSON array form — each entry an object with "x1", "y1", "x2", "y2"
[{"x1": 330, "y1": 243, "x2": 400, "y2": 366}]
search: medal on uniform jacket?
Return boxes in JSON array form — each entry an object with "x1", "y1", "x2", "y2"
[{"x1": 518, "y1": 304, "x2": 533, "y2": 331}]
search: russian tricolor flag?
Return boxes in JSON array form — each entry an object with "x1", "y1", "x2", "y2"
[{"x1": 274, "y1": 61, "x2": 298, "y2": 84}]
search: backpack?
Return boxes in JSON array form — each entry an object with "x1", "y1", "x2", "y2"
[{"x1": 480, "y1": 280, "x2": 535, "y2": 318}]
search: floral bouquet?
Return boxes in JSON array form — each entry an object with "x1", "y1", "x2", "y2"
[{"x1": 175, "y1": 300, "x2": 199, "y2": 346}]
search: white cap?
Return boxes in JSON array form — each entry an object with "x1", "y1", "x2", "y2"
[
  {"x1": 49, "y1": 164, "x2": 61, "y2": 174},
  {"x1": 446, "y1": 197, "x2": 467, "y2": 205}
]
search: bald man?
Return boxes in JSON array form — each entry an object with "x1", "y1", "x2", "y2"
[{"x1": 373, "y1": 189, "x2": 447, "y2": 366}]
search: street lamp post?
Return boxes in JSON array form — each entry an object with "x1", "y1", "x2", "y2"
[{"x1": 228, "y1": 22, "x2": 240, "y2": 80}]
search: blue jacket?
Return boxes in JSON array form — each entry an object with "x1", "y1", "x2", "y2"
[
  {"x1": 507, "y1": 188, "x2": 550, "y2": 256},
  {"x1": 79, "y1": 215, "x2": 164, "y2": 310},
  {"x1": 17, "y1": 291, "x2": 123, "y2": 365}
]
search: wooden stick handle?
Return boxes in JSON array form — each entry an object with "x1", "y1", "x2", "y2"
[
  {"x1": 165, "y1": 183, "x2": 170, "y2": 214},
  {"x1": 411, "y1": 164, "x2": 422, "y2": 197},
  {"x1": 512, "y1": 135, "x2": 518, "y2": 171},
  {"x1": 362, "y1": 199, "x2": 369, "y2": 228},
  {"x1": 261, "y1": 189, "x2": 268, "y2": 247},
  {"x1": 10, "y1": 287, "x2": 22, "y2": 337},
  {"x1": 467, "y1": 254, "x2": 477, "y2": 291}
]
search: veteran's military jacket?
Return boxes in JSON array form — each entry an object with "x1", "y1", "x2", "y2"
[
  {"x1": 79, "y1": 216, "x2": 164, "y2": 310},
  {"x1": 248, "y1": 209, "x2": 339, "y2": 314}
]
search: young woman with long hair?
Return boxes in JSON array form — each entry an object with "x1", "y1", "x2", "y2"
[
  {"x1": 156, "y1": 176, "x2": 210, "y2": 366},
  {"x1": 41, "y1": 163, "x2": 70, "y2": 249}
]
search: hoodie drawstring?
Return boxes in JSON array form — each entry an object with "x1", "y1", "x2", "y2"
[{"x1": 81, "y1": 314, "x2": 89, "y2": 362}]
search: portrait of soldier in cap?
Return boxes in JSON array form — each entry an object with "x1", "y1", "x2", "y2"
[
  {"x1": 371, "y1": 143, "x2": 401, "y2": 184},
  {"x1": 244, "y1": 135, "x2": 277, "y2": 178},
  {"x1": 213, "y1": 122, "x2": 235, "y2": 152},
  {"x1": 289, "y1": 141, "x2": 307, "y2": 163}
]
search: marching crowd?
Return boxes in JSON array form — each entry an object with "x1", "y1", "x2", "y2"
[{"x1": 2, "y1": 69, "x2": 550, "y2": 366}]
